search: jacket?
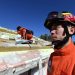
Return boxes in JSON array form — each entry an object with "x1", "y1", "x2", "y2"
[{"x1": 47, "y1": 41, "x2": 75, "y2": 75}]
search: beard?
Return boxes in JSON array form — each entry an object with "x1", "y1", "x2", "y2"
[{"x1": 52, "y1": 36, "x2": 69, "y2": 49}]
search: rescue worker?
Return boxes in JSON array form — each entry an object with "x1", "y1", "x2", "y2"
[
  {"x1": 44, "y1": 11, "x2": 75, "y2": 75},
  {"x1": 17, "y1": 26, "x2": 33, "y2": 40}
]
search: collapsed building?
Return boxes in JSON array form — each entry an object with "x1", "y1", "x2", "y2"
[{"x1": 0, "y1": 26, "x2": 53, "y2": 75}]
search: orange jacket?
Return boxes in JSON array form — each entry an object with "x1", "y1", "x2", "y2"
[
  {"x1": 17, "y1": 28, "x2": 33, "y2": 40},
  {"x1": 47, "y1": 41, "x2": 75, "y2": 75}
]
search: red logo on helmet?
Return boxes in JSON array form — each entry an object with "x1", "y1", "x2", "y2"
[{"x1": 62, "y1": 13, "x2": 75, "y2": 22}]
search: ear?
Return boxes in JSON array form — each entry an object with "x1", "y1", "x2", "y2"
[{"x1": 68, "y1": 26, "x2": 75, "y2": 35}]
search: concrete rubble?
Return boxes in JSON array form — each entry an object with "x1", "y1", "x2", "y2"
[{"x1": 0, "y1": 27, "x2": 53, "y2": 75}]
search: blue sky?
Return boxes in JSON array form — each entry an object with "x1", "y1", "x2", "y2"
[{"x1": 0, "y1": 0, "x2": 75, "y2": 39}]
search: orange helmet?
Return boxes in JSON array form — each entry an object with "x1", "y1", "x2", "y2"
[{"x1": 44, "y1": 11, "x2": 75, "y2": 30}]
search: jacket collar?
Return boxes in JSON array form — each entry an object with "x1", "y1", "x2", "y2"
[{"x1": 54, "y1": 40, "x2": 75, "y2": 56}]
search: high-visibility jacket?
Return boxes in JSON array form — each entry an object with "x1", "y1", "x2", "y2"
[
  {"x1": 17, "y1": 28, "x2": 33, "y2": 40},
  {"x1": 47, "y1": 41, "x2": 75, "y2": 75}
]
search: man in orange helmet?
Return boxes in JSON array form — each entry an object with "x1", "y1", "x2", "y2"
[
  {"x1": 16, "y1": 26, "x2": 33, "y2": 44},
  {"x1": 17, "y1": 26, "x2": 33, "y2": 40},
  {"x1": 44, "y1": 11, "x2": 75, "y2": 75}
]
